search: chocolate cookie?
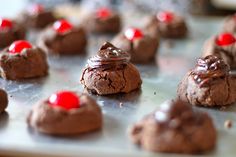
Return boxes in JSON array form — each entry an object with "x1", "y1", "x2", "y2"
[
  {"x1": 202, "y1": 33, "x2": 236, "y2": 69},
  {"x1": 223, "y1": 14, "x2": 236, "y2": 33},
  {"x1": 129, "y1": 99, "x2": 216, "y2": 154},
  {"x1": 83, "y1": 7, "x2": 121, "y2": 34},
  {"x1": 27, "y1": 91, "x2": 102, "y2": 135},
  {"x1": 177, "y1": 55, "x2": 236, "y2": 106},
  {"x1": 18, "y1": 4, "x2": 57, "y2": 29},
  {"x1": 0, "y1": 18, "x2": 25, "y2": 48},
  {"x1": 111, "y1": 28, "x2": 159, "y2": 63},
  {"x1": 80, "y1": 42, "x2": 142, "y2": 95},
  {"x1": 0, "y1": 89, "x2": 8, "y2": 113},
  {"x1": 0, "y1": 40, "x2": 48, "y2": 80},
  {"x1": 38, "y1": 19, "x2": 87, "y2": 55},
  {"x1": 145, "y1": 11, "x2": 188, "y2": 38}
]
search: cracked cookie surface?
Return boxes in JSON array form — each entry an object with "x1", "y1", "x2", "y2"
[{"x1": 80, "y1": 42, "x2": 142, "y2": 95}]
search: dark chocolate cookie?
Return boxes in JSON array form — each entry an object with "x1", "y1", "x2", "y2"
[
  {"x1": 112, "y1": 28, "x2": 159, "y2": 63},
  {"x1": 0, "y1": 40, "x2": 48, "y2": 80},
  {"x1": 82, "y1": 7, "x2": 121, "y2": 34},
  {"x1": 0, "y1": 89, "x2": 8, "y2": 113},
  {"x1": 145, "y1": 11, "x2": 188, "y2": 38},
  {"x1": 202, "y1": 33, "x2": 236, "y2": 69},
  {"x1": 38, "y1": 19, "x2": 87, "y2": 55},
  {"x1": 27, "y1": 91, "x2": 102, "y2": 135},
  {"x1": 129, "y1": 99, "x2": 216, "y2": 154},
  {"x1": 18, "y1": 4, "x2": 57, "y2": 29},
  {"x1": 80, "y1": 42, "x2": 142, "y2": 95},
  {"x1": 0, "y1": 18, "x2": 25, "y2": 48},
  {"x1": 177, "y1": 55, "x2": 236, "y2": 106}
]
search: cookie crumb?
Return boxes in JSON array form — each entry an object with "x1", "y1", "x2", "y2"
[
  {"x1": 165, "y1": 40, "x2": 174, "y2": 49},
  {"x1": 220, "y1": 106, "x2": 226, "y2": 111},
  {"x1": 224, "y1": 120, "x2": 232, "y2": 129},
  {"x1": 119, "y1": 102, "x2": 123, "y2": 108}
]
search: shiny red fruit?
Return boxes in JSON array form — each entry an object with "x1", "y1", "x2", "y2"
[
  {"x1": 48, "y1": 91, "x2": 80, "y2": 110},
  {"x1": 0, "y1": 18, "x2": 13, "y2": 30},
  {"x1": 216, "y1": 33, "x2": 236, "y2": 46},
  {"x1": 96, "y1": 7, "x2": 112, "y2": 20},
  {"x1": 53, "y1": 20, "x2": 73, "y2": 34},
  {"x1": 124, "y1": 28, "x2": 143, "y2": 41},
  {"x1": 29, "y1": 4, "x2": 44, "y2": 14},
  {"x1": 8, "y1": 40, "x2": 32, "y2": 54},
  {"x1": 157, "y1": 11, "x2": 174, "y2": 23}
]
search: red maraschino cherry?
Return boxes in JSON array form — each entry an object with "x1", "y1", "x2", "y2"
[
  {"x1": 53, "y1": 19, "x2": 73, "y2": 34},
  {"x1": 124, "y1": 28, "x2": 143, "y2": 41},
  {"x1": 96, "y1": 7, "x2": 112, "y2": 20},
  {"x1": 157, "y1": 11, "x2": 174, "y2": 23},
  {"x1": 48, "y1": 91, "x2": 80, "y2": 110},
  {"x1": 8, "y1": 40, "x2": 32, "y2": 54},
  {"x1": 216, "y1": 33, "x2": 236, "y2": 46},
  {"x1": 0, "y1": 18, "x2": 13, "y2": 30},
  {"x1": 29, "y1": 4, "x2": 44, "y2": 14}
]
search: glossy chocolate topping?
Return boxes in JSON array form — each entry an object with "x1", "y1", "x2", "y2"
[
  {"x1": 87, "y1": 42, "x2": 130, "y2": 68},
  {"x1": 154, "y1": 99, "x2": 195, "y2": 127},
  {"x1": 191, "y1": 55, "x2": 229, "y2": 87}
]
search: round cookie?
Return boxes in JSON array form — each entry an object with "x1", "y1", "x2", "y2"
[
  {"x1": 111, "y1": 28, "x2": 159, "y2": 63},
  {"x1": 38, "y1": 19, "x2": 87, "y2": 55},
  {"x1": 129, "y1": 99, "x2": 217, "y2": 154},
  {"x1": 145, "y1": 11, "x2": 188, "y2": 38},
  {"x1": 0, "y1": 40, "x2": 48, "y2": 80},
  {"x1": 80, "y1": 42, "x2": 142, "y2": 95},
  {"x1": 222, "y1": 14, "x2": 236, "y2": 33},
  {"x1": 18, "y1": 4, "x2": 57, "y2": 29},
  {"x1": 27, "y1": 91, "x2": 102, "y2": 135},
  {"x1": 0, "y1": 18, "x2": 25, "y2": 48},
  {"x1": 0, "y1": 89, "x2": 8, "y2": 113},
  {"x1": 202, "y1": 33, "x2": 236, "y2": 69},
  {"x1": 83, "y1": 7, "x2": 121, "y2": 34},
  {"x1": 177, "y1": 55, "x2": 236, "y2": 107}
]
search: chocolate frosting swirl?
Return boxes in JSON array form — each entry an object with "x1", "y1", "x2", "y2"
[
  {"x1": 191, "y1": 55, "x2": 229, "y2": 87},
  {"x1": 87, "y1": 42, "x2": 131, "y2": 68}
]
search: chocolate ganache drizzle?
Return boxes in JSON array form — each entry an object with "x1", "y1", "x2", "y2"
[
  {"x1": 191, "y1": 55, "x2": 229, "y2": 87},
  {"x1": 88, "y1": 42, "x2": 130, "y2": 69}
]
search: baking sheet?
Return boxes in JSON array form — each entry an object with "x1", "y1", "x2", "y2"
[{"x1": 0, "y1": 10, "x2": 235, "y2": 157}]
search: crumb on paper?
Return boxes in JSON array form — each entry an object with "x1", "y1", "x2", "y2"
[
  {"x1": 224, "y1": 120, "x2": 232, "y2": 129},
  {"x1": 119, "y1": 102, "x2": 123, "y2": 108},
  {"x1": 165, "y1": 40, "x2": 174, "y2": 49},
  {"x1": 220, "y1": 106, "x2": 226, "y2": 111}
]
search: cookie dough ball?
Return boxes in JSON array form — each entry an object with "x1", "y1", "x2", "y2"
[
  {"x1": 0, "y1": 40, "x2": 48, "y2": 80},
  {"x1": 80, "y1": 42, "x2": 142, "y2": 95},
  {"x1": 38, "y1": 19, "x2": 87, "y2": 55},
  {"x1": 112, "y1": 28, "x2": 159, "y2": 63},
  {"x1": 223, "y1": 14, "x2": 236, "y2": 33},
  {"x1": 202, "y1": 33, "x2": 236, "y2": 69},
  {"x1": 83, "y1": 7, "x2": 121, "y2": 34},
  {"x1": 177, "y1": 55, "x2": 236, "y2": 107},
  {"x1": 0, "y1": 18, "x2": 25, "y2": 48},
  {"x1": 27, "y1": 91, "x2": 102, "y2": 135},
  {"x1": 129, "y1": 99, "x2": 217, "y2": 154},
  {"x1": 145, "y1": 11, "x2": 188, "y2": 38},
  {"x1": 18, "y1": 4, "x2": 57, "y2": 29},
  {"x1": 0, "y1": 89, "x2": 8, "y2": 113}
]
